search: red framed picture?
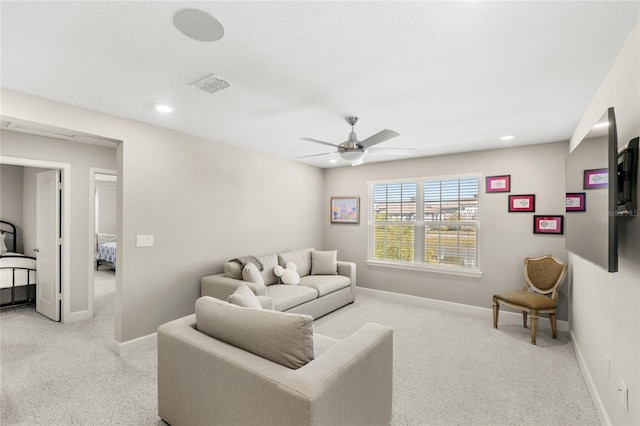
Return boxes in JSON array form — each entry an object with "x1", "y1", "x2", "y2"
[
  {"x1": 533, "y1": 215, "x2": 564, "y2": 234},
  {"x1": 566, "y1": 192, "x2": 586, "y2": 212},
  {"x1": 583, "y1": 168, "x2": 608, "y2": 189},
  {"x1": 508, "y1": 194, "x2": 535, "y2": 212},
  {"x1": 486, "y1": 175, "x2": 511, "y2": 193}
]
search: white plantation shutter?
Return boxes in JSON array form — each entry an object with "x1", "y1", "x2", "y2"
[{"x1": 369, "y1": 175, "x2": 480, "y2": 273}]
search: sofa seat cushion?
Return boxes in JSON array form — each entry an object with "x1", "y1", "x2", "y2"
[
  {"x1": 299, "y1": 275, "x2": 351, "y2": 297},
  {"x1": 267, "y1": 284, "x2": 318, "y2": 311},
  {"x1": 195, "y1": 296, "x2": 314, "y2": 369}
]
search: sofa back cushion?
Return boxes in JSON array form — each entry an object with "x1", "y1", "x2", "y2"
[
  {"x1": 195, "y1": 296, "x2": 314, "y2": 369},
  {"x1": 256, "y1": 254, "x2": 279, "y2": 285},
  {"x1": 224, "y1": 261, "x2": 243, "y2": 280},
  {"x1": 278, "y1": 248, "x2": 314, "y2": 277},
  {"x1": 311, "y1": 250, "x2": 338, "y2": 275}
]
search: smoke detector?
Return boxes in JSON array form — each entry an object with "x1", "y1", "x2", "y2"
[{"x1": 191, "y1": 74, "x2": 230, "y2": 94}]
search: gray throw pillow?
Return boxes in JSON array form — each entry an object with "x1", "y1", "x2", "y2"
[
  {"x1": 311, "y1": 250, "x2": 338, "y2": 275},
  {"x1": 227, "y1": 284, "x2": 262, "y2": 309},
  {"x1": 196, "y1": 296, "x2": 314, "y2": 369}
]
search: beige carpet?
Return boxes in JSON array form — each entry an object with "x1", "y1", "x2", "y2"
[{"x1": 1, "y1": 280, "x2": 598, "y2": 425}]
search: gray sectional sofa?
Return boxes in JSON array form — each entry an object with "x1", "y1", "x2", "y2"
[{"x1": 200, "y1": 248, "x2": 356, "y2": 319}]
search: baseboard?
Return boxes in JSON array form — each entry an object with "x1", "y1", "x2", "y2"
[
  {"x1": 110, "y1": 332, "x2": 157, "y2": 356},
  {"x1": 355, "y1": 287, "x2": 569, "y2": 332},
  {"x1": 571, "y1": 331, "x2": 611, "y2": 426}
]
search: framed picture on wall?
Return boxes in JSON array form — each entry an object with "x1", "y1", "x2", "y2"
[
  {"x1": 331, "y1": 196, "x2": 360, "y2": 224},
  {"x1": 533, "y1": 215, "x2": 564, "y2": 235},
  {"x1": 566, "y1": 192, "x2": 586, "y2": 212},
  {"x1": 508, "y1": 194, "x2": 535, "y2": 212},
  {"x1": 583, "y1": 168, "x2": 608, "y2": 189},
  {"x1": 486, "y1": 175, "x2": 511, "y2": 193}
]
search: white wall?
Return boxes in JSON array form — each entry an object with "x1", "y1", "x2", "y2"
[
  {"x1": 1, "y1": 131, "x2": 117, "y2": 313},
  {"x1": 323, "y1": 141, "x2": 570, "y2": 319},
  {"x1": 0, "y1": 89, "x2": 325, "y2": 344},
  {"x1": 0, "y1": 164, "x2": 24, "y2": 252},
  {"x1": 569, "y1": 22, "x2": 640, "y2": 426},
  {"x1": 97, "y1": 183, "x2": 116, "y2": 235}
]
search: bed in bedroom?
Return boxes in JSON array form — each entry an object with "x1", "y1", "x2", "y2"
[
  {"x1": 96, "y1": 233, "x2": 116, "y2": 271},
  {"x1": 1, "y1": 220, "x2": 37, "y2": 309}
]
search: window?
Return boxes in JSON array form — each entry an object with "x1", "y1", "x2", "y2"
[{"x1": 368, "y1": 175, "x2": 480, "y2": 276}]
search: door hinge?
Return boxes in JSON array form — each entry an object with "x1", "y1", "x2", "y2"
[{"x1": 57, "y1": 293, "x2": 63, "y2": 301}]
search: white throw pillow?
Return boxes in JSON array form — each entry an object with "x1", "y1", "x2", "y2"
[
  {"x1": 311, "y1": 250, "x2": 338, "y2": 275},
  {"x1": 242, "y1": 263, "x2": 265, "y2": 285},
  {"x1": 227, "y1": 284, "x2": 262, "y2": 309}
]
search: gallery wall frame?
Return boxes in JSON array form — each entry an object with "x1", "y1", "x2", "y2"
[
  {"x1": 486, "y1": 175, "x2": 511, "y2": 193},
  {"x1": 331, "y1": 196, "x2": 360, "y2": 224},
  {"x1": 566, "y1": 192, "x2": 586, "y2": 212},
  {"x1": 508, "y1": 194, "x2": 535, "y2": 212},
  {"x1": 533, "y1": 215, "x2": 564, "y2": 235},
  {"x1": 583, "y1": 168, "x2": 608, "y2": 189}
]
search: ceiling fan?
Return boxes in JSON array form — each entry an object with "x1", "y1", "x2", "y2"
[{"x1": 298, "y1": 117, "x2": 414, "y2": 166}]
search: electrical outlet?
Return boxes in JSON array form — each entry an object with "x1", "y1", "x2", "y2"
[
  {"x1": 605, "y1": 356, "x2": 610, "y2": 379},
  {"x1": 619, "y1": 380, "x2": 628, "y2": 412}
]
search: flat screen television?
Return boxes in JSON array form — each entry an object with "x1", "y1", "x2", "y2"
[
  {"x1": 617, "y1": 137, "x2": 638, "y2": 216},
  {"x1": 565, "y1": 108, "x2": 618, "y2": 272}
]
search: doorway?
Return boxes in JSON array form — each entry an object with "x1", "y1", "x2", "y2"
[
  {"x1": 89, "y1": 169, "x2": 117, "y2": 320},
  {"x1": 0, "y1": 157, "x2": 71, "y2": 322}
]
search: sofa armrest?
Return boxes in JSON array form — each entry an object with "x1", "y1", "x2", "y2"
[
  {"x1": 284, "y1": 323, "x2": 393, "y2": 426},
  {"x1": 337, "y1": 261, "x2": 356, "y2": 288},
  {"x1": 201, "y1": 273, "x2": 267, "y2": 299}
]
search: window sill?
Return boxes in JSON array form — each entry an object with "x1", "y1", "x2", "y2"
[{"x1": 364, "y1": 259, "x2": 483, "y2": 278}]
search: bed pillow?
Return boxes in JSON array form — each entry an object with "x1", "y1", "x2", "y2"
[
  {"x1": 311, "y1": 250, "x2": 338, "y2": 275},
  {"x1": 227, "y1": 284, "x2": 262, "y2": 309},
  {"x1": 196, "y1": 296, "x2": 314, "y2": 369},
  {"x1": 0, "y1": 234, "x2": 7, "y2": 254}
]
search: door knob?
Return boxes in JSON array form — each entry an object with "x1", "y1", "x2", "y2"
[{"x1": 33, "y1": 248, "x2": 39, "y2": 252}]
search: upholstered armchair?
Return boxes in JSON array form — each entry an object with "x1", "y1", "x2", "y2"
[{"x1": 492, "y1": 254, "x2": 567, "y2": 345}]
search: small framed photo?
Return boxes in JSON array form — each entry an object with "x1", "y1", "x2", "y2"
[
  {"x1": 331, "y1": 196, "x2": 360, "y2": 224},
  {"x1": 486, "y1": 175, "x2": 511, "y2": 193},
  {"x1": 533, "y1": 215, "x2": 564, "y2": 235},
  {"x1": 566, "y1": 192, "x2": 586, "y2": 212},
  {"x1": 508, "y1": 194, "x2": 535, "y2": 212},
  {"x1": 584, "y1": 168, "x2": 608, "y2": 189}
]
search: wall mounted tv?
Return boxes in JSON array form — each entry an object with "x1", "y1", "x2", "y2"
[
  {"x1": 617, "y1": 136, "x2": 638, "y2": 216},
  {"x1": 565, "y1": 108, "x2": 618, "y2": 272}
]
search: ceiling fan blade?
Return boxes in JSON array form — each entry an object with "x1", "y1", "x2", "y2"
[
  {"x1": 296, "y1": 151, "x2": 334, "y2": 159},
  {"x1": 358, "y1": 129, "x2": 399, "y2": 148},
  {"x1": 299, "y1": 137, "x2": 340, "y2": 148},
  {"x1": 367, "y1": 147, "x2": 415, "y2": 156}
]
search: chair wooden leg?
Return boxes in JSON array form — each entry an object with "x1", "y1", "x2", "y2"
[
  {"x1": 522, "y1": 311, "x2": 528, "y2": 328},
  {"x1": 550, "y1": 312, "x2": 557, "y2": 339},
  {"x1": 530, "y1": 313, "x2": 538, "y2": 345},
  {"x1": 493, "y1": 299, "x2": 499, "y2": 328}
]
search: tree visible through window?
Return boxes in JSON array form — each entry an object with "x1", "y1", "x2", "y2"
[{"x1": 369, "y1": 176, "x2": 479, "y2": 272}]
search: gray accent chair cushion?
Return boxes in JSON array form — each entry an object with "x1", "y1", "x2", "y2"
[{"x1": 195, "y1": 296, "x2": 314, "y2": 369}]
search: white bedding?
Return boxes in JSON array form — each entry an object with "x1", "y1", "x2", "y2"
[{"x1": 0, "y1": 253, "x2": 37, "y2": 289}]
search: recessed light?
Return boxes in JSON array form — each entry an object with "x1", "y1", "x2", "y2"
[
  {"x1": 329, "y1": 159, "x2": 337, "y2": 163},
  {"x1": 155, "y1": 104, "x2": 175, "y2": 113},
  {"x1": 499, "y1": 135, "x2": 515, "y2": 141},
  {"x1": 174, "y1": 9, "x2": 225, "y2": 42},
  {"x1": 593, "y1": 122, "x2": 609, "y2": 129}
]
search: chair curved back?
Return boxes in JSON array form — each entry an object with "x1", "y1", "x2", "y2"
[{"x1": 523, "y1": 254, "x2": 567, "y2": 296}]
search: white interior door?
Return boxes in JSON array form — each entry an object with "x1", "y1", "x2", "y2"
[{"x1": 36, "y1": 169, "x2": 61, "y2": 321}]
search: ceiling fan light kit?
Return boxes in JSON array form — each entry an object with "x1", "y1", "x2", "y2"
[{"x1": 299, "y1": 116, "x2": 411, "y2": 166}]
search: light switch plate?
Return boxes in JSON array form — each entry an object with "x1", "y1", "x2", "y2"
[
  {"x1": 136, "y1": 234, "x2": 154, "y2": 247},
  {"x1": 619, "y1": 380, "x2": 628, "y2": 412}
]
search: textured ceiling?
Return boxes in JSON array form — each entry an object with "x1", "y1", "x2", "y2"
[{"x1": 1, "y1": 1, "x2": 638, "y2": 168}]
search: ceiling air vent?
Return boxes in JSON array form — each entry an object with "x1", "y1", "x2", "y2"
[{"x1": 190, "y1": 74, "x2": 230, "y2": 94}]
